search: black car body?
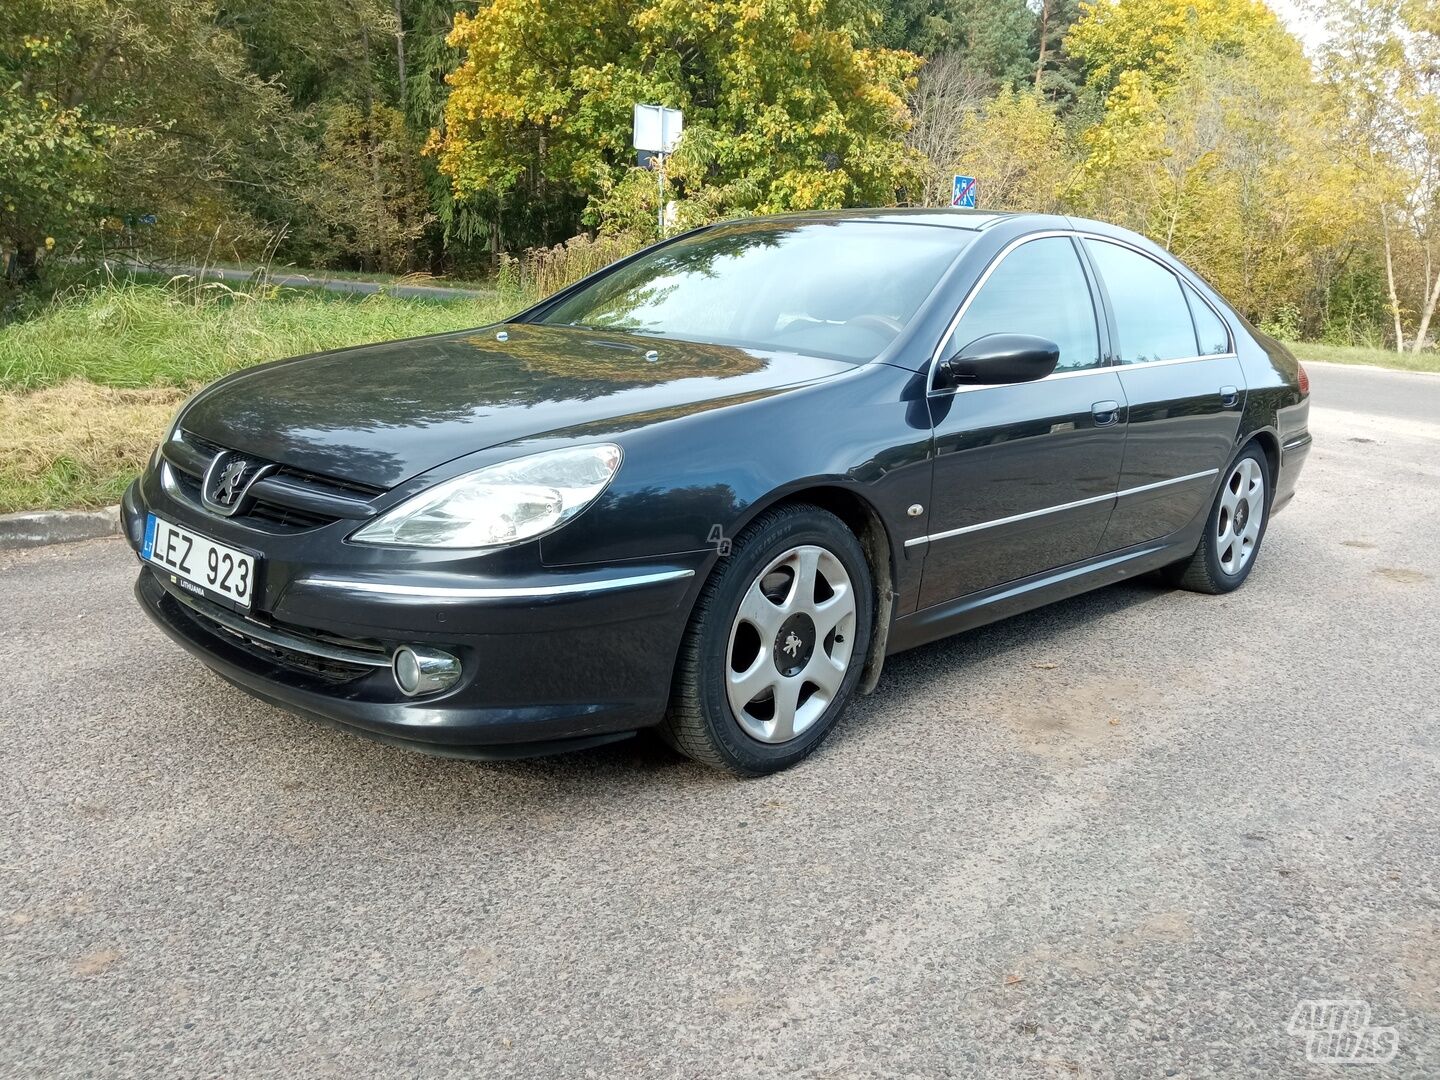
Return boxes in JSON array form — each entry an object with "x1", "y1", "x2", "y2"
[{"x1": 124, "y1": 209, "x2": 1311, "y2": 772}]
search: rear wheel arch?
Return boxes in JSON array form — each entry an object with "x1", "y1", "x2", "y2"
[
  {"x1": 1167, "y1": 440, "x2": 1273, "y2": 594},
  {"x1": 1239, "y1": 429, "x2": 1280, "y2": 503}
]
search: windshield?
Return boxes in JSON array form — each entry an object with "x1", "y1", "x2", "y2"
[{"x1": 537, "y1": 220, "x2": 973, "y2": 362}]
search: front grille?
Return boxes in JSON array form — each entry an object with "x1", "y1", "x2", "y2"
[
  {"x1": 168, "y1": 429, "x2": 384, "y2": 531},
  {"x1": 273, "y1": 465, "x2": 385, "y2": 499},
  {"x1": 161, "y1": 578, "x2": 388, "y2": 685},
  {"x1": 230, "y1": 634, "x2": 376, "y2": 684},
  {"x1": 181, "y1": 431, "x2": 225, "y2": 460},
  {"x1": 245, "y1": 500, "x2": 335, "y2": 530}
]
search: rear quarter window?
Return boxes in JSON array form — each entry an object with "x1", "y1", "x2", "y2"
[{"x1": 1184, "y1": 281, "x2": 1233, "y2": 355}]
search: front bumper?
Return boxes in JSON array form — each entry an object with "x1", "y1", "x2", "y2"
[{"x1": 123, "y1": 477, "x2": 706, "y2": 757}]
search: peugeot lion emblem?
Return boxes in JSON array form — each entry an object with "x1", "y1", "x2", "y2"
[
  {"x1": 782, "y1": 632, "x2": 803, "y2": 657},
  {"x1": 202, "y1": 452, "x2": 273, "y2": 516},
  {"x1": 215, "y1": 459, "x2": 248, "y2": 505}
]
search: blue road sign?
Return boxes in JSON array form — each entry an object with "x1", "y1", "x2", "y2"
[{"x1": 951, "y1": 175, "x2": 977, "y2": 208}]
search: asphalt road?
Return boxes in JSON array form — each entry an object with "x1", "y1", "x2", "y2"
[{"x1": 2, "y1": 363, "x2": 1437, "y2": 1078}]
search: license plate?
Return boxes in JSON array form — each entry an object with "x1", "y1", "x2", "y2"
[{"x1": 142, "y1": 514, "x2": 257, "y2": 609}]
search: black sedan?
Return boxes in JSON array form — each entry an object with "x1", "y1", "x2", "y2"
[{"x1": 124, "y1": 209, "x2": 1312, "y2": 775}]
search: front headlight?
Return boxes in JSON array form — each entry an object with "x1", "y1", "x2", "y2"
[{"x1": 351, "y1": 444, "x2": 623, "y2": 549}]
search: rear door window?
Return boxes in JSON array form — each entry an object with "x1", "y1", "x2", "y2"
[{"x1": 1084, "y1": 240, "x2": 1198, "y2": 363}]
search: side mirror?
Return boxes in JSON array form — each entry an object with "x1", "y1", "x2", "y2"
[{"x1": 938, "y1": 333, "x2": 1060, "y2": 387}]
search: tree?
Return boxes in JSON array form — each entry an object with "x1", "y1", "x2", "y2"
[
  {"x1": 219, "y1": 0, "x2": 392, "y2": 111},
  {"x1": 1030, "y1": 0, "x2": 1086, "y2": 101},
  {"x1": 904, "y1": 52, "x2": 993, "y2": 205},
  {"x1": 1067, "y1": 0, "x2": 1358, "y2": 328},
  {"x1": 870, "y1": 0, "x2": 1036, "y2": 85},
  {"x1": 431, "y1": 0, "x2": 923, "y2": 247},
  {"x1": 1, "y1": 0, "x2": 294, "y2": 272},
  {"x1": 0, "y1": 34, "x2": 119, "y2": 279},
  {"x1": 1065, "y1": 0, "x2": 1292, "y2": 94},
  {"x1": 1318, "y1": 0, "x2": 1440, "y2": 351},
  {"x1": 949, "y1": 89, "x2": 1072, "y2": 211},
  {"x1": 297, "y1": 104, "x2": 435, "y2": 273}
]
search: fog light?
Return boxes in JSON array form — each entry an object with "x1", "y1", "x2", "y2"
[{"x1": 392, "y1": 645, "x2": 461, "y2": 697}]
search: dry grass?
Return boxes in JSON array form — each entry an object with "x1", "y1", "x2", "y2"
[
  {"x1": 0, "y1": 381, "x2": 185, "y2": 513},
  {"x1": 498, "y1": 233, "x2": 646, "y2": 297}
]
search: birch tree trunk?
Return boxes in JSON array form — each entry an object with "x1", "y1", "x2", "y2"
[
  {"x1": 1410, "y1": 244, "x2": 1440, "y2": 352},
  {"x1": 1381, "y1": 205, "x2": 1406, "y2": 352}
]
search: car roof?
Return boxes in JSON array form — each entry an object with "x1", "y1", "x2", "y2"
[
  {"x1": 733, "y1": 207, "x2": 1015, "y2": 231},
  {"x1": 719, "y1": 207, "x2": 1152, "y2": 244}
]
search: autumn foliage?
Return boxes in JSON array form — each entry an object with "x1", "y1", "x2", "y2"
[
  {"x1": 431, "y1": 0, "x2": 922, "y2": 237},
  {"x1": 5, "y1": 0, "x2": 1440, "y2": 350}
]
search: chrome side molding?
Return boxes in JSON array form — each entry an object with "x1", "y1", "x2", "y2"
[
  {"x1": 299, "y1": 567, "x2": 696, "y2": 600},
  {"x1": 905, "y1": 468, "x2": 1218, "y2": 548}
]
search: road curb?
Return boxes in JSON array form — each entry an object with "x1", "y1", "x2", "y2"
[{"x1": 0, "y1": 507, "x2": 122, "y2": 550}]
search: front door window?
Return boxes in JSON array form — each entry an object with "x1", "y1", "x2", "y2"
[{"x1": 947, "y1": 237, "x2": 1101, "y2": 373}]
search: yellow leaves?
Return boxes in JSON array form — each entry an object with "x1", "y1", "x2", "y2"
[
  {"x1": 951, "y1": 90, "x2": 1073, "y2": 214},
  {"x1": 432, "y1": 0, "x2": 918, "y2": 225},
  {"x1": 1067, "y1": 0, "x2": 1294, "y2": 93}
]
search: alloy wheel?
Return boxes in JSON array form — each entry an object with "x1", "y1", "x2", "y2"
[
  {"x1": 725, "y1": 544, "x2": 857, "y2": 744},
  {"x1": 1217, "y1": 456, "x2": 1265, "y2": 575}
]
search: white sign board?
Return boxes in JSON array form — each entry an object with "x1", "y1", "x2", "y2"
[{"x1": 633, "y1": 104, "x2": 683, "y2": 153}]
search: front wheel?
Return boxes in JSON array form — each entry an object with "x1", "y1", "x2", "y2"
[
  {"x1": 1165, "y1": 444, "x2": 1271, "y2": 594},
  {"x1": 662, "y1": 504, "x2": 874, "y2": 775}
]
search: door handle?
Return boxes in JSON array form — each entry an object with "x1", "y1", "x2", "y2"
[
  {"x1": 1219, "y1": 385, "x2": 1240, "y2": 407},
  {"x1": 1091, "y1": 400, "x2": 1121, "y2": 426}
]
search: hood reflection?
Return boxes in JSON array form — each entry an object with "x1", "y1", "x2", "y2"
[{"x1": 179, "y1": 323, "x2": 853, "y2": 489}]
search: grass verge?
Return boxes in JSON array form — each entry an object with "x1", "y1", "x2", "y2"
[
  {"x1": 0, "y1": 280, "x2": 522, "y2": 512},
  {"x1": 1, "y1": 281, "x2": 517, "y2": 391},
  {"x1": 1284, "y1": 341, "x2": 1440, "y2": 374},
  {"x1": 0, "y1": 381, "x2": 185, "y2": 513}
]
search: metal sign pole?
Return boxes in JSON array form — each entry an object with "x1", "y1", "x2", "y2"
[{"x1": 634, "y1": 103, "x2": 682, "y2": 237}]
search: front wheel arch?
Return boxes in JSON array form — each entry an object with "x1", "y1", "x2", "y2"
[
  {"x1": 661, "y1": 502, "x2": 877, "y2": 773},
  {"x1": 694, "y1": 483, "x2": 897, "y2": 696}
]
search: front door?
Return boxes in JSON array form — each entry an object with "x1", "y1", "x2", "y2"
[
  {"x1": 918, "y1": 235, "x2": 1128, "y2": 609},
  {"x1": 1081, "y1": 239, "x2": 1246, "y2": 551}
]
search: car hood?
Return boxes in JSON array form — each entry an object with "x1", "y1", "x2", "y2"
[{"x1": 178, "y1": 323, "x2": 856, "y2": 489}]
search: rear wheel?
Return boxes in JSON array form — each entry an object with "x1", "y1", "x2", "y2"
[
  {"x1": 662, "y1": 504, "x2": 873, "y2": 775},
  {"x1": 1165, "y1": 444, "x2": 1271, "y2": 594}
]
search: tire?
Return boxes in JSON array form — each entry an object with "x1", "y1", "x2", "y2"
[
  {"x1": 1164, "y1": 443, "x2": 1272, "y2": 595},
  {"x1": 661, "y1": 503, "x2": 874, "y2": 776}
]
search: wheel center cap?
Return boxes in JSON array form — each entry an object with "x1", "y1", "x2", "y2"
[
  {"x1": 773, "y1": 613, "x2": 816, "y2": 678},
  {"x1": 1234, "y1": 499, "x2": 1250, "y2": 533}
]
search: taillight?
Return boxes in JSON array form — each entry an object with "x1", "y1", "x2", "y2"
[{"x1": 1296, "y1": 362, "x2": 1310, "y2": 396}]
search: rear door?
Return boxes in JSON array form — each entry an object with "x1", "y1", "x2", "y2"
[
  {"x1": 1082, "y1": 239, "x2": 1245, "y2": 552},
  {"x1": 917, "y1": 235, "x2": 1128, "y2": 608}
]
